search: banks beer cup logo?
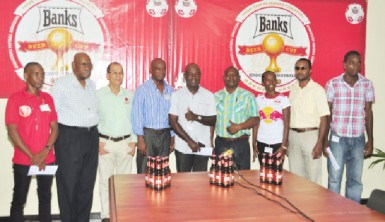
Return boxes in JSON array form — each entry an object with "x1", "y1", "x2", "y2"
[
  {"x1": 230, "y1": 0, "x2": 315, "y2": 94},
  {"x1": 8, "y1": 0, "x2": 110, "y2": 91},
  {"x1": 146, "y1": 0, "x2": 169, "y2": 18},
  {"x1": 175, "y1": 0, "x2": 197, "y2": 18},
  {"x1": 345, "y1": 3, "x2": 365, "y2": 25}
]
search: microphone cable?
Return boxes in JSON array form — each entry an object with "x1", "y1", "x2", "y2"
[{"x1": 234, "y1": 169, "x2": 315, "y2": 222}]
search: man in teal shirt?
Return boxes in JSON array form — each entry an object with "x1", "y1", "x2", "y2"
[
  {"x1": 97, "y1": 62, "x2": 137, "y2": 222},
  {"x1": 215, "y1": 66, "x2": 259, "y2": 170}
]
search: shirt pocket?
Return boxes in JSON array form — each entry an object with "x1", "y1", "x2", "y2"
[
  {"x1": 234, "y1": 102, "x2": 246, "y2": 113},
  {"x1": 195, "y1": 102, "x2": 210, "y2": 115}
]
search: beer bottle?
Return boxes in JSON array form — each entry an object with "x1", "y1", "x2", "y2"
[
  {"x1": 260, "y1": 153, "x2": 267, "y2": 183},
  {"x1": 145, "y1": 157, "x2": 151, "y2": 187},
  {"x1": 222, "y1": 156, "x2": 231, "y2": 188},
  {"x1": 209, "y1": 154, "x2": 216, "y2": 185},
  {"x1": 266, "y1": 153, "x2": 274, "y2": 184},
  {"x1": 215, "y1": 155, "x2": 223, "y2": 186},
  {"x1": 165, "y1": 156, "x2": 171, "y2": 187},
  {"x1": 274, "y1": 156, "x2": 283, "y2": 185},
  {"x1": 229, "y1": 154, "x2": 234, "y2": 186},
  {"x1": 148, "y1": 157, "x2": 155, "y2": 189},
  {"x1": 161, "y1": 157, "x2": 167, "y2": 189},
  {"x1": 154, "y1": 157, "x2": 163, "y2": 190}
]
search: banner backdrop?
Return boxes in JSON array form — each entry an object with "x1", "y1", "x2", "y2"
[{"x1": 0, "y1": 0, "x2": 366, "y2": 97}]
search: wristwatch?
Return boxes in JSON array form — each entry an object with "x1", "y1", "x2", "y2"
[
  {"x1": 45, "y1": 145, "x2": 52, "y2": 151},
  {"x1": 197, "y1": 115, "x2": 202, "y2": 121}
]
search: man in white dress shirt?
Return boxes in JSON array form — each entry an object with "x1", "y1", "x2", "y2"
[{"x1": 169, "y1": 63, "x2": 216, "y2": 172}]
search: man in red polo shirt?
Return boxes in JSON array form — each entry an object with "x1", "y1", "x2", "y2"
[{"x1": 5, "y1": 62, "x2": 58, "y2": 222}]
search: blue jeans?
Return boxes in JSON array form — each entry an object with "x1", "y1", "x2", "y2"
[
  {"x1": 136, "y1": 128, "x2": 171, "y2": 174},
  {"x1": 327, "y1": 131, "x2": 365, "y2": 203}
]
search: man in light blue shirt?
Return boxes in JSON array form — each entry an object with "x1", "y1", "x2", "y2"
[
  {"x1": 98, "y1": 62, "x2": 137, "y2": 222},
  {"x1": 131, "y1": 58, "x2": 174, "y2": 174},
  {"x1": 51, "y1": 52, "x2": 99, "y2": 222}
]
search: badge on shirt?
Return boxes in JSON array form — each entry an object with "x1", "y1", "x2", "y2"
[
  {"x1": 40, "y1": 104, "x2": 51, "y2": 112},
  {"x1": 19, "y1": 105, "x2": 31, "y2": 117},
  {"x1": 125, "y1": 97, "x2": 129, "y2": 104}
]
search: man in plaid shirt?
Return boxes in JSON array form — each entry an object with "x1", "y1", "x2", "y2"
[{"x1": 324, "y1": 50, "x2": 375, "y2": 203}]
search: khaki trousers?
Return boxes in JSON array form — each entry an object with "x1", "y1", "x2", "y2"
[
  {"x1": 98, "y1": 138, "x2": 134, "y2": 219},
  {"x1": 288, "y1": 129, "x2": 322, "y2": 185}
]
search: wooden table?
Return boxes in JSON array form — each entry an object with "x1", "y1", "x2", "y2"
[{"x1": 109, "y1": 170, "x2": 385, "y2": 221}]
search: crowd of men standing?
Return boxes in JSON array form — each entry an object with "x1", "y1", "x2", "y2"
[{"x1": 5, "y1": 50, "x2": 374, "y2": 222}]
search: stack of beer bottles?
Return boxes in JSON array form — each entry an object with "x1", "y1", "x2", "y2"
[
  {"x1": 260, "y1": 153, "x2": 283, "y2": 185},
  {"x1": 208, "y1": 154, "x2": 234, "y2": 188},
  {"x1": 145, "y1": 156, "x2": 171, "y2": 190}
]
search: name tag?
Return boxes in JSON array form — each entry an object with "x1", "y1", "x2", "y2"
[
  {"x1": 40, "y1": 104, "x2": 51, "y2": 112},
  {"x1": 331, "y1": 135, "x2": 340, "y2": 143},
  {"x1": 264, "y1": 147, "x2": 273, "y2": 154}
]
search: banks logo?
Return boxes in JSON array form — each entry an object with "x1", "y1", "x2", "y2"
[
  {"x1": 146, "y1": 0, "x2": 169, "y2": 18},
  {"x1": 175, "y1": 0, "x2": 197, "y2": 18},
  {"x1": 230, "y1": 0, "x2": 315, "y2": 94},
  {"x1": 345, "y1": 3, "x2": 364, "y2": 25},
  {"x1": 8, "y1": 0, "x2": 110, "y2": 91}
]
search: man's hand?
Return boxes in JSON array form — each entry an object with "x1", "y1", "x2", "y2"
[
  {"x1": 185, "y1": 108, "x2": 197, "y2": 121},
  {"x1": 128, "y1": 142, "x2": 136, "y2": 156},
  {"x1": 32, "y1": 148, "x2": 49, "y2": 167},
  {"x1": 364, "y1": 141, "x2": 374, "y2": 158},
  {"x1": 38, "y1": 162, "x2": 47, "y2": 171},
  {"x1": 323, "y1": 139, "x2": 330, "y2": 158},
  {"x1": 170, "y1": 136, "x2": 175, "y2": 153},
  {"x1": 187, "y1": 139, "x2": 200, "y2": 153},
  {"x1": 137, "y1": 139, "x2": 147, "y2": 156},
  {"x1": 312, "y1": 142, "x2": 323, "y2": 159},
  {"x1": 99, "y1": 142, "x2": 108, "y2": 155},
  {"x1": 227, "y1": 120, "x2": 241, "y2": 135}
]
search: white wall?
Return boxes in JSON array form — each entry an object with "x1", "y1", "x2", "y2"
[{"x1": 1, "y1": 0, "x2": 385, "y2": 217}]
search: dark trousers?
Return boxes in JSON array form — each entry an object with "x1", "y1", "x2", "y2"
[
  {"x1": 175, "y1": 150, "x2": 209, "y2": 172},
  {"x1": 10, "y1": 164, "x2": 53, "y2": 222},
  {"x1": 256, "y1": 141, "x2": 281, "y2": 166},
  {"x1": 136, "y1": 128, "x2": 171, "y2": 174},
  {"x1": 55, "y1": 124, "x2": 99, "y2": 222},
  {"x1": 215, "y1": 136, "x2": 251, "y2": 170}
]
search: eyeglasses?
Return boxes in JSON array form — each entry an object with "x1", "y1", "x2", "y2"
[
  {"x1": 108, "y1": 71, "x2": 123, "y2": 75},
  {"x1": 294, "y1": 66, "x2": 307, "y2": 71}
]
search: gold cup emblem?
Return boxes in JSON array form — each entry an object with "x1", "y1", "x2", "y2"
[
  {"x1": 47, "y1": 28, "x2": 73, "y2": 71},
  {"x1": 262, "y1": 33, "x2": 284, "y2": 73}
]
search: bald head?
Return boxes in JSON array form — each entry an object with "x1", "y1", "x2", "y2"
[{"x1": 72, "y1": 52, "x2": 93, "y2": 81}]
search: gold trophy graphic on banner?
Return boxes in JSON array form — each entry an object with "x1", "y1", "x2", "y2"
[
  {"x1": 47, "y1": 28, "x2": 73, "y2": 71},
  {"x1": 262, "y1": 33, "x2": 284, "y2": 73}
]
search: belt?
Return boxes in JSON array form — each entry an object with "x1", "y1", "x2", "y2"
[
  {"x1": 217, "y1": 135, "x2": 249, "y2": 142},
  {"x1": 290, "y1": 127, "x2": 318, "y2": 133},
  {"x1": 99, "y1": 133, "x2": 130, "y2": 142},
  {"x1": 144, "y1": 127, "x2": 171, "y2": 135},
  {"x1": 59, "y1": 124, "x2": 97, "y2": 132}
]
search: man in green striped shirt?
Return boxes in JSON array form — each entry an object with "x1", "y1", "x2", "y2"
[
  {"x1": 214, "y1": 66, "x2": 259, "y2": 170},
  {"x1": 97, "y1": 62, "x2": 137, "y2": 222}
]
